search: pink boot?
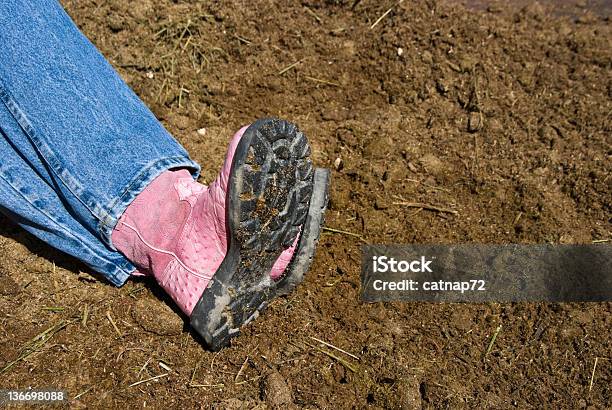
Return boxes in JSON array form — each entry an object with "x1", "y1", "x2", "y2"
[{"x1": 112, "y1": 118, "x2": 329, "y2": 350}]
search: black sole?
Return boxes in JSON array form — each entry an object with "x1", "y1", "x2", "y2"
[
  {"x1": 274, "y1": 168, "x2": 330, "y2": 295},
  {"x1": 190, "y1": 118, "x2": 317, "y2": 351}
]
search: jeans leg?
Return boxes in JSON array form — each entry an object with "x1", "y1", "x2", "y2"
[
  {"x1": 0, "y1": 0, "x2": 200, "y2": 251},
  {"x1": 0, "y1": 108, "x2": 135, "y2": 286}
]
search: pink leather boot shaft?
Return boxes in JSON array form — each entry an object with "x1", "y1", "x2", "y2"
[{"x1": 111, "y1": 127, "x2": 297, "y2": 315}]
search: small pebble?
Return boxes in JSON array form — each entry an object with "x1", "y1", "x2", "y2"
[
  {"x1": 468, "y1": 112, "x2": 483, "y2": 132},
  {"x1": 334, "y1": 157, "x2": 343, "y2": 171}
]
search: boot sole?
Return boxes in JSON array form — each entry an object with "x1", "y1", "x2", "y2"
[
  {"x1": 190, "y1": 118, "x2": 320, "y2": 351},
  {"x1": 274, "y1": 168, "x2": 330, "y2": 295}
]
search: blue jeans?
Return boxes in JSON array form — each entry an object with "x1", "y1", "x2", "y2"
[{"x1": 0, "y1": 0, "x2": 201, "y2": 286}]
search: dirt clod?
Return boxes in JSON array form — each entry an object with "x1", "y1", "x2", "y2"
[
  {"x1": 419, "y1": 153, "x2": 445, "y2": 176},
  {"x1": 263, "y1": 371, "x2": 293, "y2": 408},
  {"x1": 0, "y1": 274, "x2": 21, "y2": 296},
  {"x1": 396, "y1": 375, "x2": 423, "y2": 408}
]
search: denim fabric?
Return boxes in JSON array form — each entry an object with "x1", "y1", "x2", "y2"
[{"x1": 0, "y1": 0, "x2": 201, "y2": 286}]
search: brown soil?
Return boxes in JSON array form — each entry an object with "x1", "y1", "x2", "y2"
[{"x1": 1, "y1": 0, "x2": 610, "y2": 408}]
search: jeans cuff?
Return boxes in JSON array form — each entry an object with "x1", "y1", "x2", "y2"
[
  {"x1": 105, "y1": 258, "x2": 138, "y2": 287},
  {"x1": 98, "y1": 156, "x2": 201, "y2": 249}
]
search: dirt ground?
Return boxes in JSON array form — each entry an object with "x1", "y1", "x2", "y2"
[{"x1": 0, "y1": 0, "x2": 610, "y2": 408}]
